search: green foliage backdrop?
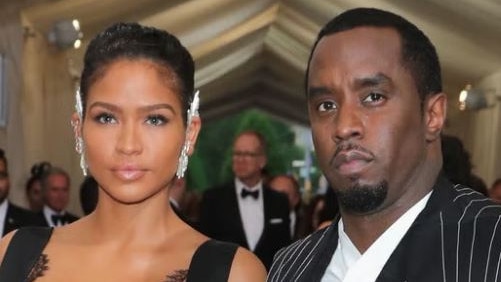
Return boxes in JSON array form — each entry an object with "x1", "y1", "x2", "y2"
[{"x1": 186, "y1": 109, "x2": 305, "y2": 191}]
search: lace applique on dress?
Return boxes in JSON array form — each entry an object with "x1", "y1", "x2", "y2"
[
  {"x1": 26, "y1": 254, "x2": 188, "y2": 282},
  {"x1": 164, "y1": 269, "x2": 188, "y2": 282},
  {"x1": 26, "y1": 253, "x2": 49, "y2": 282}
]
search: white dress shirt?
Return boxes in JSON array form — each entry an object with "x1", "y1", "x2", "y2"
[
  {"x1": 235, "y1": 178, "x2": 264, "y2": 251},
  {"x1": 321, "y1": 191, "x2": 432, "y2": 282},
  {"x1": 0, "y1": 199, "x2": 8, "y2": 236}
]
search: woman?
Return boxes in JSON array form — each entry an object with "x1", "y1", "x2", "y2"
[
  {"x1": 25, "y1": 162, "x2": 52, "y2": 212},
  {"x1": 0, "y1": 23, "x2": 266, "y2": 281}
]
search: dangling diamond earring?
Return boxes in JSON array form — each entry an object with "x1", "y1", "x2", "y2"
[
  {"x1": 74, "y1": 136, "x2": 88, "y2": 176},
  {"x1": 176, "y1": 90, "x2": 200, "y2": 178},
  {"x1": 74, "y1": 88, "x2": 88, "y2": 176},
  {"x1": 176, "y1": 140, "x2": 190, "y2": 178},
  {"x1": 75, "y1": 136, "x2": 83, "y2": 154}
]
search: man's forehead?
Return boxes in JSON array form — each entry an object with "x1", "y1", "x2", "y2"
[
  {"x1": 310, "y1": 26, "x2": 402, "y2": 68},
  {"x1": 307, "y1": 28, "x2": 405, "y2": 93}
]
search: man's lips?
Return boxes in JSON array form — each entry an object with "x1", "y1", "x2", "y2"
[{"x1": 331, "y1": 145, "x2": 374, "y2": 175}]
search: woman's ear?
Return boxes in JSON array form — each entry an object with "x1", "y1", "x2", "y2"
[
  {"x1": 424, "y1": 92, "x2": 447, "y2": 142},
  {"x1": 187, "y1": 116, "x2": 201, "y2": 156}
]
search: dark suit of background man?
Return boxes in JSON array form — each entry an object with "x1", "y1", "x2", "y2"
[
  {"x1": 0, "y1": 149, "x2": 42, "y2": 236},
  {"x1": 198, "y1": 130, "x2": 290, "y2": 270},
  {"x1": 268, "y1": 174, "x2": 309, "y2": 240},
  {"x1": 38, "y1": 167, "x2": 79, "y2": 227},
  {"x1": 269, "y1": 8, "x2": 501, "y2": 281}
]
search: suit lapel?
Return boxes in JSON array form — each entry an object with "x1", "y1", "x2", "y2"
[
  {"x1": 227, "y1": 184, "x2": 249, "y2": 248},
  {"x1": 3, "y1": 205, "x2": 11, "y2": 236},
  {"x1": 376, "y1": 175, "x2": 452, "y2": 281},
  {"x1": 304, "y1": 217, "x2": 340, "y2": 281},
  {"x1": 253, "y1": 187, "x2": 270, "y2": 251}
]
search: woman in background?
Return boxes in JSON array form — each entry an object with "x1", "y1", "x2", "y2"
[
  {"x1": 0, "y1": 22, "x2": 265, "y2": 281},
  {"x1": 25, "y1": 162, "x2": 52, "y2": 212}
]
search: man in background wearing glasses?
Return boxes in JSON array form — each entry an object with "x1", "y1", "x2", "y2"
[{"x1": 198, "y1": 130, "x2": 290, "y2": 270}]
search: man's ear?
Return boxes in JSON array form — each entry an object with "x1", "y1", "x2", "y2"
[
  {"x1": 424, "y1": 92, "x2": 447, "y2": 142},
  {"x1": 71, "y1": 112, "x2": 82, "y2": 139},
  {"x1": 186, "y1": 116, "x2": 201, "y2": 156}
]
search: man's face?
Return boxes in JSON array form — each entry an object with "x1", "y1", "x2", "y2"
[
  {"x1": 45, "y1": 173, "x2": 70, "y2": 212},
  {"x1": 307, "y1": 27, "x2": 433, "y2": 214},
  {"x1": 232, "y1": 133, "x2": 266, "y2": 185},
  {"x1": 0, "y1": 159, "x2": 9, "y2": 203}
]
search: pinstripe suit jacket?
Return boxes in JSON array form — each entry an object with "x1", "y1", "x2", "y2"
[{"x1": 268, "y1": 176, "x2": 501, "y2": 282}]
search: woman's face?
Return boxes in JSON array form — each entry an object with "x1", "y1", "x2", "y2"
[
  {"x1": 28, "y1": 180, "x2": 44, "y2": 211},
  {"x1": 76, "y1": 59, "x2": 199, "y2": 204}
]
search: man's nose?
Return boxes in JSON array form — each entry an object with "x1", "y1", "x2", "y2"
[{"x1": 333, "y1": 102, "x2": 363, "y2": 143}]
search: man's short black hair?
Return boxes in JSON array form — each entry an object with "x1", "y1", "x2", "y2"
[{"x1": 306, "y1": 8, "x2": 442, "y2": 104}]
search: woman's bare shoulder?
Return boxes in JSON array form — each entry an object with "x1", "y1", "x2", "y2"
[
  {"x1": 228, "y1": 247, "x2": 267, "y2": 282},
  {"x1": 0, "y1": 230, "x2": 17, "y2": 263}
]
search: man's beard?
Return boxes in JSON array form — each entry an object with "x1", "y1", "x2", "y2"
[{"x1": 335, "y1": 181, "x2": 388, "y2": 214}]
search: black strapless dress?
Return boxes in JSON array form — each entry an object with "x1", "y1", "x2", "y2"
[{"x1": 0, "y1": 227, "x2": 237, "y2": 282}]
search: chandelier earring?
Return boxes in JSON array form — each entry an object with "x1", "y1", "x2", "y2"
[
  {"x1": 74, "y1": 136, "x2": 88, "y2": 176},
  {"x1": 74, "y1": 88, "x2": 88, "y2": 176},
  {"x1": 176, "y1": 140, "x2": 190, "y2": 178},
  {"x1": 175, "y1": 90, "x2": 200, "y2": 178},
  {"x1": 75, "y1": 136, "x2": 83, "y2": 154}
]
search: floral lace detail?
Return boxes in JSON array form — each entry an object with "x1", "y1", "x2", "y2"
[
  {"x1": 26, "y1": 253, "x2": 49, "y2": 282},
  {"x1": 164, "y1": 269, "x2": 188, "y2": 282},
  {"x1": 26, "y1": 254, "x2": 188, "y2": 282}
]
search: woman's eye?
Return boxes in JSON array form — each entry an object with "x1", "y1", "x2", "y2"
[
  {"x1": 95, "y1": 113, "x2": 117, "y2": 124},
  {"x1": 146, "y1": 115, "x2": 167, "y2": 126},
  {"x1": 317, "y1": 101, "x2": 337, "y2": 112},
  {"x1": 363, "y1": 92, "x2": 385, "y2": 103}
]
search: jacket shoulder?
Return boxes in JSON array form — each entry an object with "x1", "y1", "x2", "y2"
[{"x1": 269, "y1": 225, "x2": 334, "y2": 281}]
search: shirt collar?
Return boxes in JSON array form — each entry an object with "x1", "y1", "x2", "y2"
[{"x1": 235, "y1": 178, "x2": 263, "y2": 193}]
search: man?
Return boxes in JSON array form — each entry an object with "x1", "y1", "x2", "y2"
[
  {"x1": 269, "y1": 8, "x2": 501, "y2": 281},
  {"x1": 268, "y1": 174, "x2": 308, "y2": 240},
  {"x1": 0, "y1": 149, "x2": 42, "y2": 236},
  {"x1": 198, "y1": 130, "x2": 290, "y2": 270},
  {"x1": 489, "y1": 178, "x2": 501, "y2": 203},
  {"x1": 39, "y1": 167, "x2": 79, "y2": 227}
]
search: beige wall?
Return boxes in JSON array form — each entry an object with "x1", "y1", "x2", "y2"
[
  {"x1": 22, "y1": 15, "x2": 83, "y2": 215},
  {"x1": 0, "y1": 1, "x2": 83, "y2": 215},
  {"x1": 0, "y1": 4, "x2": 28, "y2": 207},
  {"x1": 443, "y1": 71, "x2": 501, "y2": 189},
  {"x1": 471, "y1": 71, "x2": 501, "y2": 187}
]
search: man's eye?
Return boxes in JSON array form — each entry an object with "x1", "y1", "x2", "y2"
[
  {"x1": 95, "y1": 113, "x2": 117, "y2": 124},
  {"x1": 317, "y1": 101, "x2": 337, "y2": 112},
  {"x1": 146, "y1": 115, "x2": 167, "y2": 126},
  {"x1": 363, "y1": 92, "x2": 385, "y2": 103}
]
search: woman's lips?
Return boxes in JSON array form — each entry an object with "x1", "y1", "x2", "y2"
[{"x1": 112, "y1": 166, "x2": 147, "y2": 181}]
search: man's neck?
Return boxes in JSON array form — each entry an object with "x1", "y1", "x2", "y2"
[
  {"x1": 341, "y1": 155, "x2": 442, "y2": 252},
  {"x1": 45, "y1": 205, "x2": 64, "y2": 214},
  {"x1": 341, "y1": 208, "x2": 403, "y2": 253},
  {"x1": 238, "y1": 177, "x2": 262, "y2": 189}
]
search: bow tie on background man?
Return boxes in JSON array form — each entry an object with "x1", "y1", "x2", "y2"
[
  {"x1": 51, "y1": 214, "x2": 67, "y2": 225},
  {"x1": 241, "y1": 188, "x2": 259, "y2": 199}
]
